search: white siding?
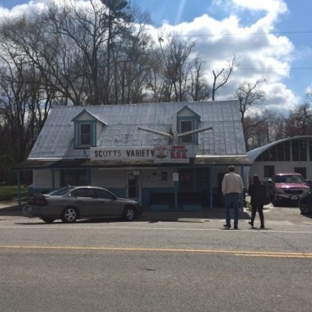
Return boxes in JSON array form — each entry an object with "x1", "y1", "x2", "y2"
[
  {"x1": 33, "y1": 169, "x2": 60, "y2": 189},
  {"x1": 249, "y1": 161, "x2": 312, "y2": 181}
]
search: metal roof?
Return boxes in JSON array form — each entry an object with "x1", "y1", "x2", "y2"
[
  {"x1": 247, "y1": 135, "x2": 312, "y2": 162},
  {"x1": 28, "y1": 101, "x2": 247, "y2": 161}
]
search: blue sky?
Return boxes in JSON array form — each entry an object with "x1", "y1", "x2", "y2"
[{"x1": 0, "y1": 0, "x2": 311, "y2": 115}]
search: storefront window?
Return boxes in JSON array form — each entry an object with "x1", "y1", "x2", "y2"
[
  {"x1": 61, "y1": 169, "x2": 89, "y2": 186},
  {"x1": 178, "y1": 168, "x2": 209, "y2": 192}
]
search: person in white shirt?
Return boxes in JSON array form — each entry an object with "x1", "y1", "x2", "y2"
[{"x1": 221, "y1": 165, "x2": 244, "y2": 229}]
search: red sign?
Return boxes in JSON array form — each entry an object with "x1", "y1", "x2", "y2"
[{"x1": 154, "y1": 145, "x2": 189, "y2": 163}]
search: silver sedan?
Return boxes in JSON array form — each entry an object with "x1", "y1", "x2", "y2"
[{"x1": 23, "y1": 186, "x2": 143, "y2": 223}]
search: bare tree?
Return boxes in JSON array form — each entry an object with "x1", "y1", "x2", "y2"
[
  {"x1": 284, "y1": 102, "x2": 312, "y2": 136},
  {"x1": 155, "y1": 35, "x2": 195, "y2": 102},
  {"x1": 0, "y1": 30, "x2": 53, "y2": 182},
  {"x1": 236, "y1": 79, "x2": 266, "y2": 122},
  {"x1": 211, "y1": 55, "x2": 240, "y2": 101},
  {"x1": 188, "y1": 56, "x2": 210, "y2": 101},
  {"x1": 235, "y1": 79, "x2": 268, "y2": 149}
]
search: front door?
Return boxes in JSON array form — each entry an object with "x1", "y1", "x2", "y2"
[{"x1": 128, "y1": 174, "x2": 136, "y2": 199}]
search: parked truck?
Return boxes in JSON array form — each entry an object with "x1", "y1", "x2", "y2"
[{"x1": 268, "y1": 172, "x2": 310, "y2": 207}]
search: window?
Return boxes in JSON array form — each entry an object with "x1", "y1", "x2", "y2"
[
  {"x1": 176, "y1": 106, "x2": 200, "y2": 144},
  {"x1": 61, "y1": 169, "x2": 89, "y2": 186},
  {"x1": 264, "y1": 166, "x2": 274, "y2": 178},
  {"x1": 300, "y1": 140, "x2": 307, "y2": 161},
  {"x1": 309, "y1": 140, "x2": 312, "y2": 160},
  {"x1": 74, "y1": 121, "x2": 96, "y2": 148},
  {"x1": 179, "y1": 169, "x2": 193, "y2": 192},
  {"x1": 292, "y1": 140, "x2": 299, "y2": 161},
  {"x1": 269, "y1": 145, "x2": 277, "y2": 161},
  {"x1": 277, "y1": 142, "x2": 285, "y2": 161},
  {"x1": 257, "y1": 142, "x2": 291, "y2": 162},
  {"x1": 294, "y1": 167, "x2": 306, "y2": 179},
  {"x1": 72, "y1": 109, "x2": 104, "y2": 148},
  {"x1": 262, "y1": 149, "x2": 269, "y2": 161},
  {"x1": 292, "y1": 140, "x2": 307, "y2": 161},
  {"x1": 50, "y1": 187, "x2": 74, "y2": 196},
  {"x1": 96, "y1": 189, "x2": 115, "y2": 200},
  {"x1": 180, "y1": 120, "x2": 192, "y2": 143},
  {"x1": 74, "y1": 188, "x2": 96, "y2": 198},
  {"x1": 284, "y1": 141, "x2": 290, "y2": 160},
  {"x1": 80, "y1": 123, "x2": 91, "y2": 145}
]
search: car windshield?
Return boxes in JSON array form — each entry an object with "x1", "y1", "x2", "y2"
[
  {"x1": 49, "y1": 187, "x2": 75, "y2": 196},
  {"x1": 276, "y1": 175, "x2": 304, "y2": 183}
]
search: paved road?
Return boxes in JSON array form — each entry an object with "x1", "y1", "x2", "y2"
[{"x1": 1, "y1": 203, "x2": 312, "y2": 312}]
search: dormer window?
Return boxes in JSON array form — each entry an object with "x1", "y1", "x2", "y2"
[
  {"x1": 80, "y1": 123, "x2": 92, "y2": 145},
  {"x1": 72, "y1": 109, "x2": 106, "y2": 148},
  {"x1": 177, "y1": 106, "x2": 201, "y2": 144},
  {"x1": 75, "y1": 121, "x2": 96, "y2": 147}
]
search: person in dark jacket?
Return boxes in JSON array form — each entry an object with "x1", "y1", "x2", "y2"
[{"x1": 248, "y1": 174, "x2": 266, "y2": 229}]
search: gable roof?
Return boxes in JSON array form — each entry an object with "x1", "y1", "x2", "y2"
[
  {"x1": 71, "y1": 108, "x2": 106, "y2": 125},
  {"x1": 28, "y1": 101, "x2": 247, "y2": 161},
  {"x1": 176, "y1": 105, "x2": 201, "y2": 119}
]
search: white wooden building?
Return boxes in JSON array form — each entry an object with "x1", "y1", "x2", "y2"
[{"x1": 14, "y1": 101, "x2": 251, "y2": 210}]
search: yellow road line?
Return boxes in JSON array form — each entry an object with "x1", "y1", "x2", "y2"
[{"x1": 1, "y1": 245, "x2": 312, "y2": 258}]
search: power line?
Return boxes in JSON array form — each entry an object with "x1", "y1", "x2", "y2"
[
  {"x1": 175, "y1": 30, "x2": 312, "y2": 37},
  {"x1": 204, "y1": 67, "x2": 312, "y2": 70}
]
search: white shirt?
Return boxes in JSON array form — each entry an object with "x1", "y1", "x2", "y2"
[{"x1": 222, "y1": 172, "x2": 244, "y2": 195}]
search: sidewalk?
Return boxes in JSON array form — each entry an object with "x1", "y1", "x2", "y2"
[
  {"x1": 0, "y1": 199, "x2": 253, "y2": 220},
  {"x1": 0, "y1": 199, "x2": 257, "y2": 222},
  {"x1": 140, "y1": 207, "x2": 251, "y2": 222},
  {"x1": 0, "y1": 200, "x2": 22, "y2": 216}
]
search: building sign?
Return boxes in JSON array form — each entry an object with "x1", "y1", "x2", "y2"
[
  {"x1": 90, "y1": 146, "x2": 154, "y2": 161},
  {"x1": 154, "y1": 145, "x2": 189, "y2": 163},
  {"x1": 90, "y1": 145, "x2": 190, "y2": 163}
]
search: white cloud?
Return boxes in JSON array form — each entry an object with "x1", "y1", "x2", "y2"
[
  {"x1": 232, "y1": 0, "x2": 287, "y2": 14},
  {"x1": 0, "y1": 0, "x2": 300, "y2": 115},
  {"x1": 306, "y1": 85, "x2": 312, "y2": 95},
  {"x1": 150, "y1": 1, "x2": 297, "y2": 115}
]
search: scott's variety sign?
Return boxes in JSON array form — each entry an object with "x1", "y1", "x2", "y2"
[{"x1": 90, "y1": 145, "x2": 190, "y2": 163}]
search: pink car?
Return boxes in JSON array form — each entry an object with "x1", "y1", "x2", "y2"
[{"x1": 268, "y1": 173, "x2": 310, "y2": 207}]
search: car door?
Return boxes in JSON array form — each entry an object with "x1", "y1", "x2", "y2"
[
  {"x1": 94, "y1": 189, "x2": 122, "y2": 217},
  {"x1": 74, "y1": 188, "x2": 99, "y2": 217}
]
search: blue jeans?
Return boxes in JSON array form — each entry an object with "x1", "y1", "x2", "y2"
[{"x1": 224, "y1": 193, "x2": 239, "y2": 227}]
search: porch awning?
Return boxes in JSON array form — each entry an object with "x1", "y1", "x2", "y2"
[{"x1": 13, "y1": 155, "x2": 251, "y2": 171}]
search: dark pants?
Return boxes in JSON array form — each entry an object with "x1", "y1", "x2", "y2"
[
  {"x1": 251, "y1": 204, "x2": 264, "y2": 227},
  {"x1": 224, "y1": 193, "x2": 239, "y2": 227}
]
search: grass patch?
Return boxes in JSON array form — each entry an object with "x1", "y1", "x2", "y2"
[{"x1": 0, "y1": 185, "x2": 28, "y2": 201}]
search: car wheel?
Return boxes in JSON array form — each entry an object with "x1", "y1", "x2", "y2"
[
  {"x1": 61, "y1": 207, "x2": 78, "y2": 223},
  {"x1": 123, "y1": 206, "x2": 135, "y2": 221},
  {"x1": 41, "y1": 217, "x2": 55, "y2": 224},
  {"x1": 300, "y1": 202, "x2": 309, "y2": 215}
]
